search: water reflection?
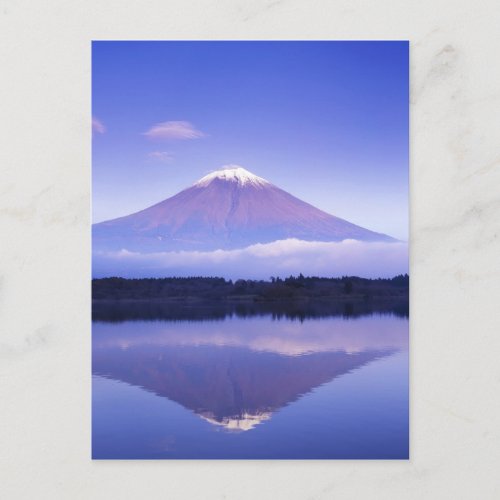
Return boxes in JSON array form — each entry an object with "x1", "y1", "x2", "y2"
[
  {"x1": 92, "y1": 298, "x2": 409, "y2": 323},
  {"x1": 93, "y1": 312, "x2": 407, "y2": 432}
]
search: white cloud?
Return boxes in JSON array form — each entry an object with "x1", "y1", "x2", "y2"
[
  {"x1": 93, "y1": 239, "x2": 409, "y2": 279},
  {"x1": 92, "y1": 117, "x2": 106, "y2": 134},
  {"x1": 148, "y1": 151, "x2": 174, "y2": 163},
  {"x1": 142, "y1": 121, "x2": 206, "y2": 140}
]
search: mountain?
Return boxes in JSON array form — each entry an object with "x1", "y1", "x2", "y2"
[{"x1": 93, "y1": 165, "x2": 396, "y2": 253}]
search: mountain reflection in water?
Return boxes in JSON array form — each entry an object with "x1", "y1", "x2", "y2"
[{"x1": 93, "y1": 308, "x2": 407, "y2": 433}]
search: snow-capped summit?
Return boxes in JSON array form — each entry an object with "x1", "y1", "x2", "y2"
[
  {"x1": 194, "y1": 165, "x2": 270, "y2": 188},
  {"x1": 93, "y1": 164, "x2": 396, "y2": 252}
]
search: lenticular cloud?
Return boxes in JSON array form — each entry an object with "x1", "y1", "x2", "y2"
[
  {"x1": 142, "y1": 120, "x2": 206, "y2": 140},
  {"x1": 92, "y1": 238, "x2": 408, "y2": 279}
]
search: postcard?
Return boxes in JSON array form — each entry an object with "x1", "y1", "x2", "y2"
[{"x1": 92, "y1": 41, "x2": 409, "y2": 459}]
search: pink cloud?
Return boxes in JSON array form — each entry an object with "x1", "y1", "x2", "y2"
[
  {"x1": 148, "y1": 151, "x2": 174, "y2": 163},
  {"x1": 92, "y1": 117, "x2": 106, "y2": 134},
  {"x1": 143, "y1": 121, "x2": 206, "y2": 141}
]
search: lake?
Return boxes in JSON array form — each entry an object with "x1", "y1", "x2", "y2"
[{"x1": 92, "y1": 304, "x2": 408, "y2": 459}]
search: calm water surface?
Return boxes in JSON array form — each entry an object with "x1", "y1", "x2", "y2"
[{"x1": 92, "y1": 308, "x2": 408, "y2": 459}]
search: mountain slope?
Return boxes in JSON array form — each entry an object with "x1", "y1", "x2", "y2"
[{"x1": 93, "y1": 166, "x2": 396, "y2": 252}]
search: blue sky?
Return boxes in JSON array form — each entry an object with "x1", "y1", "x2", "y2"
[{"x1": 93, "y1": 41, "x2": 408, "y2": 240}]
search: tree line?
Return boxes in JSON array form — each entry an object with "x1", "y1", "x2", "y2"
[{"x1": 92, "y1": 274, "x2": 409, "y2": 301}]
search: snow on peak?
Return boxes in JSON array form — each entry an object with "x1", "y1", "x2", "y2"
[{"x1": 194, "y1": 165, "x2": 270, "y2": 187}]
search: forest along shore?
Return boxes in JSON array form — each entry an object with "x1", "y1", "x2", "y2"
[
  {"x1": 92, "y1": 275, "x2": 409, "y2": 322},
  {"x1": 92, "y1": 274, "x2": 409, "y2": 301}
]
